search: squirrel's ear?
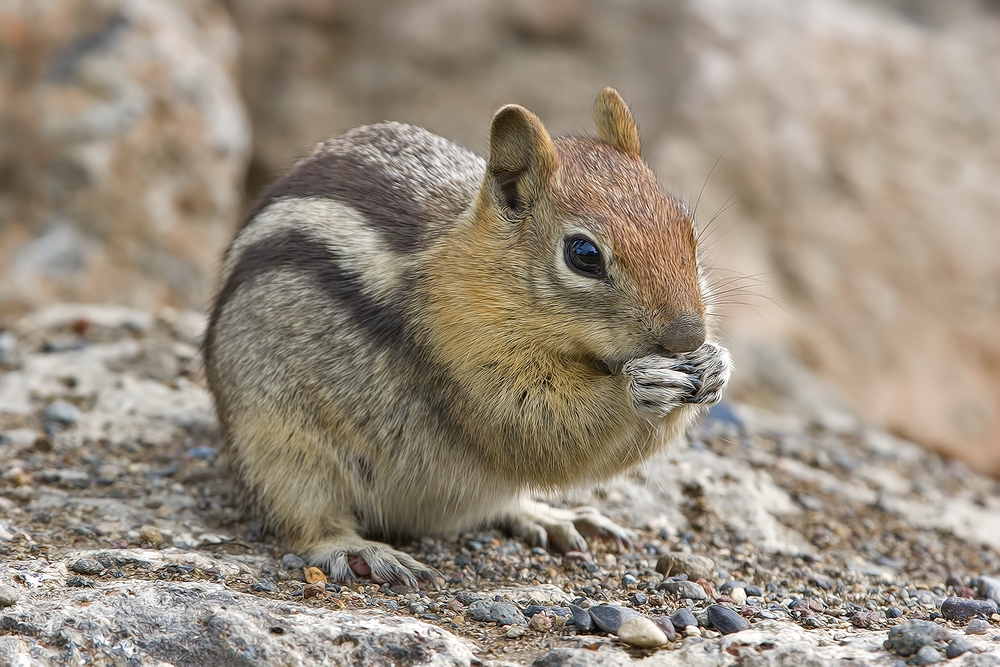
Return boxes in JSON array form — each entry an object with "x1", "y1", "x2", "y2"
[
  {"x1": 486, "y1": 104, "x2": 558, "y2": 215},
  {"x1": 594, "y1": 87, "x2": 641, "y2": 158}
]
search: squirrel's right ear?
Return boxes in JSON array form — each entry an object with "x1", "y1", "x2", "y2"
[{"x1": 486, "y1": 105, "x2": 558, "y2": 215}]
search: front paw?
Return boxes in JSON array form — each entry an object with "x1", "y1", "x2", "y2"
[
  {"x1": 677, "y1": 341, "x2": 733, "y2": 406},
  {"x1": 623, "y1": 355, "x2": 700, "y2": 418}
]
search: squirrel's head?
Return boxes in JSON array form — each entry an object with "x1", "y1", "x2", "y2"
[{"x1": 475, "y1": 88, "x2": 706, "y2": 371}]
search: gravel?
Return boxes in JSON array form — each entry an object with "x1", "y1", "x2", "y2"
[{"x1": 2, "y1": 304, "x2": 1000, "y2": 666}]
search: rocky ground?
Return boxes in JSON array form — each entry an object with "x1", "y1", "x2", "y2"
[{"x1": 1, "y1": 304, "x2": 999, "y2": 666}]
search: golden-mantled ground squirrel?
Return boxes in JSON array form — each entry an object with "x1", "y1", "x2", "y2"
[{"x1": 204, "y1": 88, "x2": 732, "y2": 587}]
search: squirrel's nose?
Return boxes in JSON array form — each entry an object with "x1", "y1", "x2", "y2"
[{"x1": 656, "y1": 312, "x2": 706, "y2": 354}]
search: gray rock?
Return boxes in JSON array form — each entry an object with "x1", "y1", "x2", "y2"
[
  {"x1": 69, "y1": 558, "x2": 104, "y2": 576},
  {"x1": 0, "y1": 585, "x2": 18, "y2": 607},
  {"x1": 488, "y1": 601, "x2": 526, "y2": 626},
  {"x1": 884, "y1": 620, "x2": 947, "y2": 657},
  {"x1": 670, "y1": 608, "x2": 697, "y2": 630},
  {"x1": 0, "y1": 332, "x2": 16, "y2": 366},
  {"x1": 659, "y1": 580, "x2": 709, "y2": 601},
  {"x1": 588, "y1": 605, "x2": 639, "y2": 634},
  {"x1": 975, "y1": 576, "x2": 1000, "y2": 604},
  {"x1": 616, "y1": 617, "x2": 668, "y2": 648},
  {"x1": 655, "y1": 552, "x2": 716, "y2": 581},
  {"x1": 941, "y1": 597, "x2": 997, "y2": 623},
  {"x1": 914, "y1": 645, "x2": 943, "y2": 665},
  {"x1": 966, "y1": 618, "x2": 990, "y2": 634},
  {"x1": 0, "y1": 578, "x2": 475, "y2": 666},
  {"x1": 569, "y1": 604, "x2": 595, "y2": 632},
  {"x1": 707, "y1": 605, "x2": 749, "y2": 634},
  {"x1": 467, "y1": 599, "x2": 493, "y2": 622},
  {"x1": 945, "y1": 637, "x2": 973, "y2": 659},
  {"x1": 650, "y1": 616, "x2": 676, "y2": 641},
  {"x1": 280, "y1": 554, "x2": 306, "y2": 570},
  {"x1": 43, "y1": 400, "x2": 80, "y2": 426}
]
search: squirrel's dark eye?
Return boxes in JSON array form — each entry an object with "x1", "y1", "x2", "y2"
[{"x1": 564, "y1": 235, "x2": 605, "y2": 278}]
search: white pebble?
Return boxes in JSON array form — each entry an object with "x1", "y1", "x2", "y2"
[
  {"x1": 617, "y1": 617, "x2": 668, "y2": 648},
  {"x1": 731, "y1": 588, "x2": 747, "y2": 605},
  {"x1": 684, "y1": 625, "x2": 701, "y2": 637}
]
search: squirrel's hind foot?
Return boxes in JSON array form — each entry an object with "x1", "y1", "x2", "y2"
[
  {"x1": 505, "y1": 498, "x2": 637, "y2": 554},
  {"x1": 307, "y1": 535, "x2": 441, "y2": 590}
]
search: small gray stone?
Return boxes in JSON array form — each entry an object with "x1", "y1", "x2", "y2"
[
  {"x1": 0, "y1": 332, "x2": 16, "y2": 366},
  {"x1": 941, "y1": 597, "x2": 997, "y2": 623},
  {"x1": 884, "y1": 620, "x2": 947, "y2": 657},
  {"x1": 975, "y1": 575, "x2": 1000, "y2": 604},
  {"x1": 43, "y1": 400, "x2": 80, "y2": 425},
  {"x1": 966, "y1": 618, "x2": 990, "y2": 634},
  {"x1": 650, "y1": 616, "x2": 676, "y2": 641},
  {"x1": 670, "y1": 608, "x2": 697, "y2": 630},
  {"x1": 588, "y1": 605, "x2": 639, "y2": 634},
  {"x1": 467, "y1": 599, "x2": 493, "y2": 622},
  {"x1": 914, "y1": 646, "x2": 942, "y2": 665},
  {"x1": 655, "y1": 552, "x2": 716, "y2": 581},
  {"x1": 707, "y1": 605, "x2": 749, "y2": 634},
  {"x1": 658, "y1": 580, "x2": 708, "y2": 601},
  {"x1": 280, "y1": 554, "x2": 306, "y2": 570},
  {"x1": 617, "y1": 616, "x2": 668, "y2": 648},
  {"x1": 66, "y1": 576, "x2": 95, "y2": 587},
  {"x1": 569, "y1": 604, "x2": 595, "y2": 632},
  {"x1": 0, "y1": 584, "x2": 18, "y2": 606},
  {"x1": 251, "y1": 580, "x2": 278, "y2": 593},
  {"x1": 945, "y1": 637, "x2": 973, "y2": 659},
  {"x1": 69, "y1": 558, "x2": 104, "y2": 575},
  {"x1": 488, "y1": 601, "x2": 527, "y2": 626},
  {"x1": 456, "y1": 591, "x2": 485, "y2": 606}
]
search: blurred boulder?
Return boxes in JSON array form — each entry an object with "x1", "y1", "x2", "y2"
[
  {"x1": 0, "y1": 0, "x2": 250, "y2": 315},
  {"x1": 653, "y1": 0, "x2": 1000, "y2": 473}
]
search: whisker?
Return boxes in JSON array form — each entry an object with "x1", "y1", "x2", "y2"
[{"x1": 693, "y1": 145, "x2": 729, "y2": 220}]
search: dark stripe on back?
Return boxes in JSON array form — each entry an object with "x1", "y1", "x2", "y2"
[
  {"x1": 204, "y1": 229, "x2": 410, "y2": 366},
  {"x1": 241, "y1": 152, "x2": 426, "y2": 254}
]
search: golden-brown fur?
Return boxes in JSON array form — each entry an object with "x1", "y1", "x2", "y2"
[{"x1": 204, "y1": 88, "x2": 733, "y2": 587}]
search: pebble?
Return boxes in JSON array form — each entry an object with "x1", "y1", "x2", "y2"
[
  {"x1": 304, "y1": 567, "x2": 327, "y2": 584},
  {"x1": 467, "y1": 599, "x2": 493, "y2": 622},
  {"x1": 0, "y1": 332, "x2": 16, "y2": 366},
  {"x1": 589, "y1": 605, "x2": 639, "y2": 634},
  {"x1": 650, "y1": 617, "x2": 676, "y2": 641},
  {"x1": 684, "y1": 625, "x2": 701, "y2": 637},
  {"x1": 69, "y1": 558, "x2": 104, "y2": 576},
  {"x1": 302, "y1": 583, "x2": 324, "y2": 599},
  {"x1": 281, "y1": 554, "x2": 306, "y2": 570},
  {"x1": 707, "y1": 605, "x2": 749, "y2": 634},
  {"x1": 185, "y1": 446, "x2": 217, "y2": 459},
  {"x1": 529, "y1": 612, "x2": 553, "y2": 632},
  {"x1": 966, "y1": 619, "x2": 990, "y2": 634},
  {"x1": 569, "y1": 604, "x2": 595, "y2": 632},
  {"x1": 945, "y1": 637, "x2": 973, "y2": 659},
  {"x1": 670, "y1": 608, "x2": 697, "y2": 630},
  {"x1": 252, "y1": 580, "x2": 278, "y2": 593},
  {"x1": 617, "y1": 617, "x2": 668, "y2": 648},
  {"x1": 43, "y1": 401, "x2": 80, "y2": 426},
  {"x1": 629, "y1": 593, "x2": 647, "y2": 606},
  {"x1": 914, "y1": 645, "x2": 942, "y2": 665},
  {"x1": 886, "y1": 607, "x2": 903, "y2": 619},
  {"x1": 655, "y1": 552, "x2": 716, "y2": 581},
  {"x1": 730, "y1": 588, "x2": 747, "y2": 605},
  {"x1": 0, "y1": 585, "x2": 18, "y2": 607},
  {"x1": 941, "y1": 596, "x2": 998, "y2": 622},
  {"x1": 975, "y1": 576, "x2": 1000, "y2": 604},
  {"x1": 506, "y1": 625, "x2": 528, "y2": 638},
  {"x1": 66, "y1": 576, "x2": 95, "y2": 588},
  {"x1": 489, "y1": 601, "x2": 527, "y2": 626},
  {"x1": 659, "y1": 580, "x2": 708, "y2": 601},
  {"x1": 138, "y1": 525, "x2": 165, "y2": 547},
  {"x1": 884, "y1": 620, "x2": 946, "y2": 657}
]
